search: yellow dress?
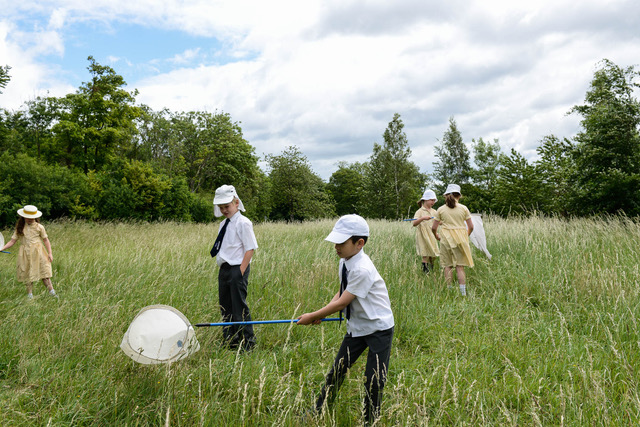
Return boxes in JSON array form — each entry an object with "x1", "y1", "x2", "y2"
[
  {"x1": 434, "y1": 203, "x2": 474, "y2": 268},
  {"x1": 414, "y1": 207, "x2": 439, "y2": 257},
  {"x1": 11, "y1": 223, "x2": 53, "y2": 283}
]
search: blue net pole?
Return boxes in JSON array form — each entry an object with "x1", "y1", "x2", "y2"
[{"x1": 195, "y1": 318, "x2": 341, "y2": 327}]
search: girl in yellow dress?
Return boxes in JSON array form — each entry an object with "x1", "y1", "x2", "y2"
[
  {"x1": 431, "y1": 185, "x2": 474, "y2": 296},
  {"x1": 1, "y1": 205, "x2": 57, "y2": 299},
  {"x1": 413, "y1": 189, "x2": 439, "y2": 273}
]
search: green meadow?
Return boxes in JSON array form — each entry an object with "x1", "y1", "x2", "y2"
[{"x1": 1, "y1": 216, "x2": 639, "y2": 426}]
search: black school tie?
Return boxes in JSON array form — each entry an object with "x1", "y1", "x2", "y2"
[
  {"x1": 339, "y1": 263, "x2": 351, "y2": 320},
  {"x1": 210, "y1": 218, "x2": 230, "y2": 257}
]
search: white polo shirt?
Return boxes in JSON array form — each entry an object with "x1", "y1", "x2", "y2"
[
  {"x1": 341, "y1": 250, "x2": 394, "y2": 337},
  {"x1": 216, "y1": 212, "x2": 258, "y2": 267}
]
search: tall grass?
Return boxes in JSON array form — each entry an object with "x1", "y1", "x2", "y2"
[{"x1": 1, "y1": 216, "x2": 639, "y2": 425}]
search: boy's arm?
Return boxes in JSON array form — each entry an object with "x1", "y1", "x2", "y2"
[
  {"x1": 297, "y1": 291, "x2": 356, "y2": 326},
  {"x1": 240, "y1": 249, "x2": 254, "y2": 275}
]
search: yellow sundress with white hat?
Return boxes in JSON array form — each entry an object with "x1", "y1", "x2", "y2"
[
  {"x1": 414, "y1": 206, "x2": 439, "y2": 257},
  {"x1": 434, "y1": 203, "x2": 474, "y2": 268},
  {"x1": 11, "y1": 222, "x2": 53, "y2": 283}
]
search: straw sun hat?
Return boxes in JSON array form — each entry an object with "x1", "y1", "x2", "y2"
[{"x1": 17, "y1": 205, "x2": 42, "y2": 219}]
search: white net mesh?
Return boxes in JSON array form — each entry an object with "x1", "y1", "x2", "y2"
[
  {"x1": 120, "y1": 305, "x2": 200, "y2": 364},
  {"x1": 469, "y1": 214, "x2": 492, "y2": 260}
]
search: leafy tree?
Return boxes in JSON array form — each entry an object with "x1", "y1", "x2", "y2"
[
  {"x1": 50, "y1": 56, "x2": 141, "y2": 173},
  {"x1": 23, "y1": 96, "x2": 56, "y2": 160},
  {"x1": 433, "y1": 116, "x2": 472, "y2": 192},
  {"x1": 135, "y1": 108, "x2": 260, "y2": 195},
  {"x1": 363, "y1": 113, "x2": 425, "y2": 219},
  {"x1": 465, "y1": 137, "x2": 502, "y2": 213},
  {"x1": 535, "y1": 135, "x2": 575, "y2": 216},
  {"x1": 0, "y1": 152, "x2": 95, "y2": 227},
  {"x1": 266, "y1": 146, "x2": 334, "y2": 221},
  {"x1": 569, "y1": 59, "x2": 640, "y2": 215},
  {"x1": 0, "y1": 65, "x2": 10, "y2": 94},
  {"x1": 327, "y1": 162, "x2": 366, "y2": 216},
  {"x1": 494, "y1": 149, "x2": 546, "y2": 215}
]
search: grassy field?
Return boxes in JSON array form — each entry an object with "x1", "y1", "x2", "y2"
[{"x1": 1, "y1": 216, "x2": 639, "y2": 426}]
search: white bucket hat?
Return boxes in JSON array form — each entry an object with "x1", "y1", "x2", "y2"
[
  {"x1": 419, "y1": 189, "x2": 437, "y2": 204},
  {"x1": 17, "y1": 205, "x2": 42, "y2": 219},
  {"x1": 444, "y1": 184, "x2": 461, "y2": 195},
  {"x1": 212, "y1": 185, "x2": 245, "y2": 217},
  {"x1": 325, "y1": 214, "x2": 370, "y2": 244}
]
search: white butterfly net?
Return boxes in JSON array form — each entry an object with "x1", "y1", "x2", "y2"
[
  {"x1": 469, "y1": 214, "x2": 492, "y2": 260},
  {"x1": 120, "y1": 305, "x2": 200, "y2": 364}
]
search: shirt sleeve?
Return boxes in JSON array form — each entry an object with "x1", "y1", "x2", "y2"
[
  {"x1": 463, "y1": 206, "x2": 471, "y2": 220},
  {"x1": 345, "y1": 266, "x2": 374, "y2": 299},
  {"x1": 236, "y1": 219, "x2": 258, "y2": 251},
  {"x1": 11, "y1": 230, "x2": 18, "y2": 240},
  {"x1": 39, "y1": 224, "x2": 49, "y2": 239},
  {"x1": 434, "y1": 208, "x2": 441, "y2": 222}
]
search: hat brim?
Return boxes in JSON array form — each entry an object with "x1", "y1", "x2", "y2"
[
  {"x1": 17, "y1": 209, "x2": 42, "y2": 219},
  {"x1": 325, "y1": 231, "x2": 351, "y2": 244}
]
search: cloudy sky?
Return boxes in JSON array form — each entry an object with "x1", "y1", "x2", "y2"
[{"x1": 1, "y1": 0, "x2": 639, "y2": 179}]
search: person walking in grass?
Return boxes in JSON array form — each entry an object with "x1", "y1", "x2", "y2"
[
  {"x1": 297, "y1": 214, "x2": 394, "y2": 425},
  {"x1": 413, "y1": 189, "x2": 440, "y2": 273},
  {"x1": 431, "y1": 184, "x2": 474, "y2": 296},
  {"x1": 1, "y1": 205, "x2": 58, "y2": 299},
  {"x1": 210, "y1": 185, "x2": 258, "y2": 352}
]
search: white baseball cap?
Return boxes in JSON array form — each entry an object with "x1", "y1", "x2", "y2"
[
  {"x1": 17, "y1": 205, "x2": 43, "y2": 219},
  {"x1": 444, "y1": 184, "x2": 461, "y2": 195},
  {"x1": 213, "y1": 185, "x2": 245, "y2": 217},
  {"x1": 325, "y1": 214, "x2": 370, "y2": 244},
  {"x1": 419, "y1": 189, "x2": 437, "y2": 204}
]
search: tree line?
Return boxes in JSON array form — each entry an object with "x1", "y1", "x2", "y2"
[{"x1": 1, "y1": 58, "x2": 639, "y2": 228}]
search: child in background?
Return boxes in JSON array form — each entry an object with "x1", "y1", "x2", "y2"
[
  {"x1": 431, "y1": 184, "x2": 474, "y2": 296},
  {"x1": 0, "y1": 205, "x2": 57, "y2": 299},
  {"x1": 210, "y1": 185, "x2": 258, "y2": 351},
  {"x1": 413, "y1": 189, "x2": 439, "y2": 273},
  {"x1": 297, "y1": 214, "x2": 394, "y2": 425}
]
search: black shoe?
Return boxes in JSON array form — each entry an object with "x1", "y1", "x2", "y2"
[{"x1": 421, "y1": 262, "x2": 428, "y2": 273}]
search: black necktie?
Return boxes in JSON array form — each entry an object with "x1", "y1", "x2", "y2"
[
  {"x1": 210, "y1": 219, "x2": 230, "y2": 257},
  {"x1": 339, "y1": 263, "x2": 351, "y2": 320}
]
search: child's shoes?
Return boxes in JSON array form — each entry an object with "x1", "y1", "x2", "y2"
[{"x1": 49, "y1": 289, "x2": 59, "y2": 298}]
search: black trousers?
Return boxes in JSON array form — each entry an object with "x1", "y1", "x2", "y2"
[
  {"x1": 218, "y1": 263, "x2": 256, "y2": 347},
  {"x1": 316, "y1": 326, "x2": 394, "y2": 423}
]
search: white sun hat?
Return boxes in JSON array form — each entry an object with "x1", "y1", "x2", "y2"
[
  {"x1": 120, "y1": 305, "x2": 200, "y2": 365},
  {"x1": 325, "y1": 214, "x2": 370, "y2": 244},
  {"x1": 444, "y1": 184, "x2": 461, "y2": 195},
  {"x1": 212, "y1": 185, "x2": 245, "y2": 217},
  {"x1": 17, "y1": 205, "x2": 43, "y2": 219},
  {"x1": 418, "y1": 189, "x2": 437, "y2": 204}
]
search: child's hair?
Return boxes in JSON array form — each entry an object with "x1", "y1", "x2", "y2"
[
  {"x1": 349, "y1": 235, "x2": 368, "y2": 245},
  {"x1": 445, "y1": 193, "x2": 461, "y2": 209},
  {"x1": 15, "y1": 217, "x2": 40, "y2": 236}
]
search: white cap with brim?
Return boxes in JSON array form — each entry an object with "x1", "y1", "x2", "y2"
[
  {"x1": 213, "y1": 185, "x2": 245, "y2": 217},
  {"x1": 419, "y1": 189, "x2": 437, "y2": 204},
  {"x1": 444, "y1": 184, "x2": 461, "y2": 195},
  {"x1": 325, "y1": 214, "x2": 370, "y2": 244},
  {"x1": 17, "y1": 205, "x2": 42, "y2": 219}
]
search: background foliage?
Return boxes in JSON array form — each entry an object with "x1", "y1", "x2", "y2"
[{"x1": 1, "y1": 58, "x2": 639, "y2": 227}]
